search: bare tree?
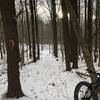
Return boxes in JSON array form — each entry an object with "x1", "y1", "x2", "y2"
[
  {"x1": 63, "y1": 0, "x2": 96, "y2": 82},
  {"x1": 84, "y1": 0, "x2": 87, "y2": 41},
  {"x1": 0, "y1": 0, "x2": 24, "y2": 98},
  {"x1": 0, "y1": 21, "x2": 3, "y2": 59},
  {"x1": 20, "y1": 0, "x2": 25, "y2": 66},
  {"x1": 94, "y1": 0, "x2": 98, "y2": 62},
  {"x1": 51, "y1": 0, "x2": 58, "y2": 58},
  {"x1": 61, "y1": 0, "x2": 71, "y2": 71},
  {"x1": 97, "y1": 0, "x2": 100, "y2": 66},
  {"x1": 33, "y1": 0, "x2": 40, "y2": 59},
  {"x1": 25, "y1": 0, "x2": 32, "y2": 58},
  {"x1": 70, "y1": 0, "x2": 78, "y2": 69},
  {"x1": 29, "y1": 0, "x2": 37, "y2": 62},
  {"x1": 87, "y1": 0, "x2": 93, "y2": 56}
]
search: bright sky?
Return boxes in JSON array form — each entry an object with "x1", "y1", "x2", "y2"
[
  {"x1": 37, "y1": 0, "x2": 62, "y2": 22},
  {"x1": 15, "y1": 0, "x2": 96, "y2": 23},
  {"x1": 37, "y1": 4, "x2": 51, "y2": 22},
  {"x1": 15, "y1": 0, "x2": 62, "y2": 23}
]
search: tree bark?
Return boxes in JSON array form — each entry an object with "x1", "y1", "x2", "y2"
[
  {"x1": 51, "y1": 0, "x2": 58, "y2": 58},
  {"x1": 0, "y1": 37, "x2": 3, "y2": 59},
  {"x1": 33, "y1": 0, "x2": 40, "y2": 60},
  {"x1": 0, "y1": 21, "x2": 3, "y2": 59},
  {"x1": 84, "y1": 0, "x2": 87, "y2": 40},
  {"x1": 94, "y1": 0, "x2": 98, "y2": 62},
  {"x1": 87, "y1": 0, "x2": 93, "y2": 56},
  {"x1": 25, "y1": 0, "x2": 32, "y2": 58},
  {"x1": 20, "y1": 0, "x2": 25, "y2": 66},
  {"x1": 0, "y1": 20, "x2": 5, "y2": 55},
  {"x1": 63, "y1": 0, "x2": 96, "y2": 82},
  {"x1": 97, "y1": 0, "x2": 100, "y2": 66},
  {"x1": 29, "y1": 0, "x2": 36, "y2": 62},
  {"x1": 61, "y1": 0, "x2": 71, "y2": 71},
  {"x1": 70, "y1": 0, "x2": 78, "y2": 69},
  {"x1": 0, "y1": 0, "x2": 24, "y2": 98}
]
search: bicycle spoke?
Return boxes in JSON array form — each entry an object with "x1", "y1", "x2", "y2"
[
  {"x1": 74, "y1": 81, "x2": 98, "y2": 100},
  {"x1": 78, "y1": 85, "x2": 92, "y2": 100}
]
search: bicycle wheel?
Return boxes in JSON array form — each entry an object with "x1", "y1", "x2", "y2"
[{"x1": 74, "y1": 81, "x2": 98, "y2": 100}]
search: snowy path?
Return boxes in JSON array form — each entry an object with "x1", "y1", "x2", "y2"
[
  {"x1": 0, "y1": 49, "x2": 95, "y2": 100},
  {"x1": 20, "y1": 50, "x2": 87, "y2": 100}
]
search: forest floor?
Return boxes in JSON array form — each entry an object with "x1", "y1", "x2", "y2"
[{"x1": 0, "y1": 45, "x2": 100, "y2": 100}]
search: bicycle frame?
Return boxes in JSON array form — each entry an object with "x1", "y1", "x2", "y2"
[{"x1": 83, "y1": 69, "x2": 100, "y2": 99}]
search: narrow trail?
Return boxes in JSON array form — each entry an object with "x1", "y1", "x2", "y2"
[{"x1": 0, "y1": 49, "x2": 99, "y2": 100}]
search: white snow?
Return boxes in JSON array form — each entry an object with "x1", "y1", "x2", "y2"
[
  {"x1": 0, "y1": 45, "x2": 99, "y2": 100},
  {"x1": 0, "y1": 96, "x2": 33, "y2": 100}
]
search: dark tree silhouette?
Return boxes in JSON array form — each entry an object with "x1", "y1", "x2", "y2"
[
  {"x1": 87, "y1": 0, "x2": 93, "y2": 56},
  {"x1": 70, "y1": 0, "x2": 78, "y2": 69},
  {"x1": 0, "y1": 21, "x2": 3, "y2": 59},
  {"x1": 29, "y1": 0, "x2": 36, "y2": 62},
  {"x1": 84, "y1": 0, "x2": 87, "y2": 41},
  {"x1": 20, "y1": 0, "x2": 25, "y2": 66},
  {"x1": 63, "y1": 0, "x2": 96, "y2": 83},
  {"x1": 0, "y1": 0, "x2": 24, "y2": 98},
  {"x1": 51, "y1": 0, "x2": 58, "y2": 58},
  {"x1": 33, "y1": 0, "x2": 40, "y2": 60},
  {"x1": 61, "y1": 0, "x2": 71, "y2": 71},
  {"x1": 94, "y1": 0, "x2": 98, "y2": 62},
  {"x1": 25, "y1": 0, "x2": 32, "y2": 58}
]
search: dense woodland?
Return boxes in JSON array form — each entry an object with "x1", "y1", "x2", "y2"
[{"x1": 0, "y1": 0, "x2": 100, "y2": 99}]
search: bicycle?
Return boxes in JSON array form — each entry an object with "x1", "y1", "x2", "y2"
[{"x1": 74, "y1": 69, "x2": 100, "y2": 100}]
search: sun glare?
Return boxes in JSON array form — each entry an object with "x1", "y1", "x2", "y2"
[
  {"x1": 58, "y1": 11, "x2": 63, "y2": 18},
  {"x1": 92, "y1": 15, "x2": 96, "y2": 20}
]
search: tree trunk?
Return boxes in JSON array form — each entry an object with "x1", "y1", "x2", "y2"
[
  {"x1": 0, "y1": 37, "x2": 3, "y2": 59},
  {"x1": 70, "y1": 0, "x2": 78, "y2": 69},
  {"x1": 84, "y1": 0, "x2": 87, "y2": 40},
  {"x1": 25, "y1": 0, "x2": 32, "y2": 58},
  {"x1": 20, "y1": 0, "x2": 25, "y2": 66},
  {"x1": 0, "y1": 0, "x2": 24, "y2": 98},
  {"x1": 33, "y1": 0, "x2": 40, "y2": 60},
  {"x1": 87, "y1": 0, "x2": 93, "y2": 56},
  {"x1": 61, "y1": 0, "x2": 71, "y2": 71},
  {"x1": 97, "y1": 0, "x2": 100, "y2": 66},
  {"x1": 29, "y1": 0, "x2": 36, "y2": 62},
  {"x1": 51, "y1": 0, "x2": 58, "y2": 58},
  {"x1": 40, "y1": 21, "x2": 44, "y2": 51},
  {"x1": 63, "y1": 0, "x2": 96, "y2": 82},
  {"x1": 0, "y1": 21, "x2": 3, "y2": 59},
  {"x1": 99, "y1": 47, "x2": 100, "y2": 66},
  {"x1": 0, "y1": 20, "x2": 5, "y2": 55},
  {"x1": 94, "y1": 0, "x2": 98, "y2": 62}
]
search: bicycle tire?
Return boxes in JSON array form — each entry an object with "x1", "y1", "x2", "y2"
[{"x1": 74, "y1": 81, "x2": 98, "y2": 100}]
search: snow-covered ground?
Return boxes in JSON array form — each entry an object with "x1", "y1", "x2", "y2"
[{"x1": 0, "y1": 45, "x2": 99, "y2": 100}]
